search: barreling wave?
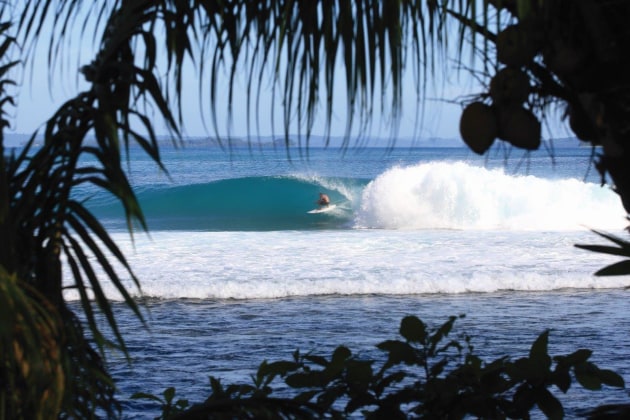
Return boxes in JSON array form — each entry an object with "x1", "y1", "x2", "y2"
[
  {"x1": 86, "y1": 162, "x2": 625, "y2": 232},
  {"x1": 87, "y1": 175, "x2": 361, "y2": 231}
]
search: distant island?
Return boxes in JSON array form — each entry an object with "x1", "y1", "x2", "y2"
[{"x1": 2, "y1": 132, "x2": 585, "y2": 149}]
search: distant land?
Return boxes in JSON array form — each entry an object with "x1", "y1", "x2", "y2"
[{"x1": 3, "y1": 132, "x2": 585, "y2": 149}]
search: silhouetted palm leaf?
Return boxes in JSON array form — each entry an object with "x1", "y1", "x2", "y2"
[
  {"x1": 0, "y1": 269, "x2": 65, "y2": 419},
  {"x1": 576, "y1": 230, "x2": 630, "y2": 276},
  {"x1": 5, "y1": 1, "x2": 629, "y2": 418}
]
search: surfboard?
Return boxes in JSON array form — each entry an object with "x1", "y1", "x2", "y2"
[{"x1": 307, "y1": 204, "x2": 336, "y2": 214}]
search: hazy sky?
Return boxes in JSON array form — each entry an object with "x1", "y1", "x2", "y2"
[
  {"x1": 9, "y1": 9, "x2": 568, "y2": 144},
  {"x1": 12, "y1": 51, "x2": 470, "y2": 141}
]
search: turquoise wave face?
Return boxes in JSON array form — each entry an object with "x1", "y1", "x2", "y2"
[
  {"x1": 86, "y1": 176, "x2": 363, "y2": 231},
  {"x1": 83, "y1": 159, "x2": 621, "y2": 232}
]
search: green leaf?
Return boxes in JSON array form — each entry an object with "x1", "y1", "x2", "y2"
[
  {"x1": 175, "y1": 399, "x2": 189, "y2": 410},
  {"x1": 0, "y1": 33, "x2": 15, "y2": 59},
  {"x1": 259, "y1": 360, "x2": 299, "y2": 379},
  {"x1": 304, "y1": 354, "x2": 328, "y2": 367},
  {"x1": 574, "y1": 244, "x2": 630, "y2": 258},
  {"x1": 535, "y1": 387, "x2": 563, "y2": 420},
  {"x1": 575, "y1": 362, "x2": 602, "y2": 390},
  {"x1": 484, "y1": 356, "x2": 508, "y2": 373},
  {"x1": 597, "y1": 369, "x2": 625, "y2": 388},
  {"x1": 509, "y1": 357, "x2": 531, "y2": 379},
  {"x1": 324, "y1": 346, "x2": 352, "y2": 378},
  {"x1": 130, "y1": 392, "x2": 163, "y2": 403},
  {"x1": 331, "y1": 346, "x2": 352, "y2": 364},
  {"x1": 556, "y1": 349, "x2": 592, "y2": 366},
  {"x1": 346, "y1": 360, "x2": 374, "y2": 385},
  {"x1": 400, "y1": 315, "x2": 427, "y2": 343},
  {"x1": 553, "y1": 370, "x2": 572, "y2": 393},
  {"x1": 374, "y1": 371, "x2": 406, "y2": 395},
  {"x1": 0, "y1": 60, "x2": 19, "y2": 78},
  {"x1": 430, "y1": 358, "x2": 448, "y2": 377},
  {"x1": 588, "y1": 229, "x2": 630, "y2": 250},
  {"x1": 294, "y1": 390, "x2": 319, "y2": 403},
  {"x1": 286, "y1": 371, "x2": 323, "y2": 388},
  {"x1": 346, "y1": 391, "x2": 377, "y2": 413},
  {"x1": 594, "y1": 260, "x2": 630, "y2": 276},
  {"x1": 209, "y1": 376, "x2": 224, "y2": 394},
  {"x1": 64, "y1": 216, "x2": 137, "y2": 352},
  {"x1": 163, "y1": 387, "x2": 176, "y2": 403},
  {"x1": 377, "y1": 340, "x2": 417, "y2": 366},
  {"x1": 529, "y1": 330, "x2": 552, "y2": 372},
  {"x1": 513, "y1": 384, "x2": 536, "y2": 412}
]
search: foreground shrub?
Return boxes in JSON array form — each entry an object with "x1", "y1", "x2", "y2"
[{"x1": 134, "y1": 315, "x2": 626, "y2": 419}]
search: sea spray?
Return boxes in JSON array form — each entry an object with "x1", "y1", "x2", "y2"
[{"x1": 355, "y1": 161, "x2": 624, "y2": 230}]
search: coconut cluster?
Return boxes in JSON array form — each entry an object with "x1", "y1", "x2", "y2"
[
  {"x1": 462, "y1": 0, "x2": 630, "y2": 151},
  {"x1": 460, "y1": 67, "x2": 540, "y2": 154},
  {"x1": 460, "y1": 0, "x2": 630, "y2": 215},
  {"x1": 459, "y1": 1, "x2": 621, "y2": 155},
  {"x1": 459, "y1": 16, "x2": 545, "y2": 155}
]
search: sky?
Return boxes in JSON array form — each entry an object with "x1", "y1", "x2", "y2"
[
  {"x1": 12, "y1": 49, "x2": 470, "y2": 143},
  {"x1": 8, "y1": 6, "x2": 569, "y2": 146}
]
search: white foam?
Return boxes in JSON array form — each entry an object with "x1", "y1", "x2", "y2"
[
  {"x1": 62, "y1": 229, "x2": 630, "y2": 301},
  {"x1": 354, "y1": 161, "x2": 625, "y2": 230}
]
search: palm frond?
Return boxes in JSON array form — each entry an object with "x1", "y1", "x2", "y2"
[
  {"x1": 576, "y1": 230, "x2": 630, "y2": 276},
  {"x1": 0, "y1": 269, "x2": 65, "y2": 419}
]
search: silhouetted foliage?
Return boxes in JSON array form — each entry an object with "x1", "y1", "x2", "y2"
[
  {"x1": 134, "y1": 315, "x2": 625, "y2": 419},
  {"x1": 450, "y1": 0, "x2": 630, "y2": 273},
  {"x1": 2, "y1": 1, "x2": 630, "y2": 418}
]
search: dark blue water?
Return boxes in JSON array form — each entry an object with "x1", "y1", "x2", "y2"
[
  {"x1": 102, "y1": 290, "x2": 630, "y2": 419},
  {"x1": 64, "y1": 142, "x2": 630, "y2": 418}
]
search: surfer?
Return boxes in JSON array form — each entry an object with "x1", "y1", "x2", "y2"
[{"x1": 317, "y1": 192, "x2": 331, "y2": 207}]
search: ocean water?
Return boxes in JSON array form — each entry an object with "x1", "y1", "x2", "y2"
[{"x1": 66, "y1": 141, "x2": 630, "y2": 418}]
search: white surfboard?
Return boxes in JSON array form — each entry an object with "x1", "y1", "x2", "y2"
[{"x1": 307, "y1": 204, "x2": 337, "y2": 214}]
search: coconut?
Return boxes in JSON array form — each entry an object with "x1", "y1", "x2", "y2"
[
  {"x1": 497, "y1": 107, "x2": 541, "y2": 150},
  {"x1": 459, "y1": 102, "x2": 498, "y2": 154},
  {"x1": 496, "y1": 24, "x2": 540, "y2": 67},
  {"x1": 489, "y1": 67, "x2": 530, "y2": 106}
]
